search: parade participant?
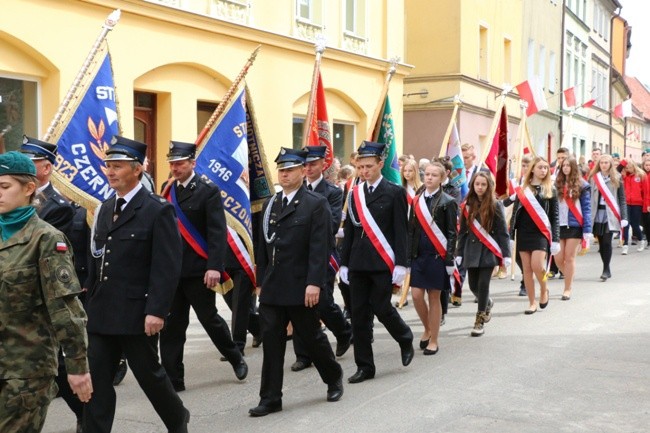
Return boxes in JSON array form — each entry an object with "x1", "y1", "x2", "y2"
[
  {"x1": 618, "y1": 158, "x2": 645, "y2": 253},
  {"x1": 456, "y1": 172, "x2": 510, "y2": 336},
  {"x1": 159, "y1": 141, "x2": 248, "y2": 389},
  {"x1": 0, "y1": 151, "x2": 91, "y2": 432},
  {"x1": 250, "y1": 147, "x2": 343, "y2": 417},
  {"x1": 83, "y1": 136, "x2": 190, "y2": 433},
  {"x1": 554, "y1": 157, "x2": 592, "y2": 300},
  {"x1": 407, "y1": 162, "x2": 457, "y2": 351},
  {"x1": 642, "y1": 159, "x2": 650, "y2": 250},
  {"x1": 20, "y1": 136, "x2": 87, "y2": 431},
  {"x1": 589, "y1": 154, "x2": 628, "y2": 281},
  {"x1": 588, "y1": 147, "x2": 602, "y2": 171},
  {"x1": 400, "y1": 158, "x2": 422, "y2": 209},
  {"x1": 290, "y1": 145, "x2": 352, "y2": 372},
  {"x1": 509, "y1": 156, "x2": 560, "y2": 314},
  {"x1": 462, "y1": 143, "x2": 481, "y2": 183},
  {"x1": 340, "y1": 141, "x2": 414, "y2": 382}
]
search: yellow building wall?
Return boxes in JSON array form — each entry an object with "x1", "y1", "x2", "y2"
[
  {"x1": 0, "y1": 0, "x2": 408, "y2": 190},
  {"x1": 611, "y1": 16, "x2": 626, "y2": 75}
]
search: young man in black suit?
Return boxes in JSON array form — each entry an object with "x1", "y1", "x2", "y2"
[
  {"x1": 250, "y1": 147, "x2": 343, "y2": 417},
  {"x1": 339, "y1": 141, "x2": 414, "y2": 384},
  {"x1": 83, "y1": 136, "x2": 190, "y2": 433},
  {"x1": 289, "y1": 145, "x2": 352, "y2": 372},
  {"x1": 159, "y1": 141, "x2": 248, "y2": 391}
]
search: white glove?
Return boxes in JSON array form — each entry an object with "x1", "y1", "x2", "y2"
[
  {"x1": 509, "y1": 193, "x2": 516, "y2": 201},
  {"x1": 335, "y1": 227, "x2": 344, "y2": 239},
  {"x1": 455, "y1": 256, "x2": 463, "y2": 266},
  {"x1": 621, "y1": 219, "x2": 629, "y2": 228},
  {"x1": 445, "y1": 266, "x2": 455, "y2": 276},
  {"x1": 392, "y1": 265, "x2": 407, "y2": 285},
  {"x1": 583, "y1": 233, "x2": 592, "y2": 249},
  {"x1": 339, "y1": 266, "x2": 349, "y2": 285},
  {"x1": 504, "y1": 257, "x2": 512, "y2": 268},
  {"x1": 550, "y1": 242, "x2": 561, "y2": 256},
  {"x1": 341, "y1": 210, "x2": 347, "y2": 221},
  {"x1": 509, "y1": 239, "x2": 515, "y2": 252}
]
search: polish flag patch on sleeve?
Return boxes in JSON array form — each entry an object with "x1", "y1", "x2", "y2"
[{"x1": 56, "y1": 242, "x2": 68, "y2": 252}]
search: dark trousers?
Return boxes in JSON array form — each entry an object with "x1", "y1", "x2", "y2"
[
  {"x1": 160, "y1": 276, "x2": 241, "y2": 387},
  {"x1": 596, "y1": 232, "x2": 614, "y2": 272},
  {"x1": 223, "y1": 268, "x2": 260, "y2": 352},
  {"x1": 623, "y1": 205, "x2": 643, "y2": 244},
  {"x1": 467, "y1": 267, "x2": 493, "y2": 312},
  {"x1": 55, "y1": 348, "x2": 83, "y2": 421},
  {"x1": 642, "y1": 213, "x2": 650, "y2": 242},
  {"x1": 82, "y1": 333, "x2": 187, "y2": 433},
  {"x1": 349, "y1": 270, "x2": 413, "y2": 374},
  {"x1": 257, "y1": 303, "x2": 342, "y2": 405},
  {"x1": 293, "y1": 268, "x2": 352, "y2": 363}
]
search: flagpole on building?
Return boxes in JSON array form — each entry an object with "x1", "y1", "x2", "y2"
[
  {"x1": 196, "y1": 45, "x2": 262, "y2": 148},
  {"x1": 477, "y1": 88, "x2": 509, "y2": 168},
  {"x1": 43, "y1": 9, "x2": 121, "y2": 142},
  {"x1": 301, "y1": 36, "x2": 327, "y2": 148},
  {"x1": 367, "y1": 57, "x2": 399, "y2": 140},
  {"x1": 438, "y1": 95, "x2": 461, "y2": 158},
  {"x1": 559, "y1": 109, "x2": 574, "y2": 151}
]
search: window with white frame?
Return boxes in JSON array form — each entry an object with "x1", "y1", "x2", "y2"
[
  {"x1": 344, "y1": 0, "x2": 366, "y2": 36},
  {"x1": 539, "y1": 45, "x2": 546, "y2": 90},
  {"x1": 565, "y1": 34, "x2": 587, "y2": 103},
  {"x1": 549, "y1": 51, "x2": 556, "y2": 93},
  {"x1": 297, "y1": 0, "x2": 312, "y2": 20}
]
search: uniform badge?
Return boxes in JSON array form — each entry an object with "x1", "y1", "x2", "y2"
[
  {"x1": 56, "y1": 241, "x2": 68, "y2": 252},
  {"x1": 280, "y1": 148, "x2": 286, "y2": 155},
  {"x1": 33, "y1": 198, "x2": 41, "y2": 206},
  {"x1": 56, "y1": 266, "x2": 72, "y2": 283}
]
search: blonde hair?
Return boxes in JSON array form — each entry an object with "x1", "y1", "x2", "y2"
[
  {"x1": 523, "y1": 156, "x2": 553, "y2": 198},
  {"x1": 589, "y1": 154, "x2": 620, "y2": 188},
  {"x1": 400, "y1": 158, "x2": 422, "y2": 190}
]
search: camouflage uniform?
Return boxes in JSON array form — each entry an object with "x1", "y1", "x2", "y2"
[{"x1": 0, "y1": 214, "x2": 89, "y2": 433}]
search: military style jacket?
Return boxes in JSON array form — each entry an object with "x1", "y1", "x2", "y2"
[
  {"x1": 312, "y1": 178, "x2": 342, "y2": 243},
  {"x1": 0, "y1": 214, "x2": 88, "y2": 379},
  {"x1": 35, "y1": 183, "x2": 75, "y2": 237}
]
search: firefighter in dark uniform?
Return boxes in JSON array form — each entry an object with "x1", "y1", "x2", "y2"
[
  {"x1": 290, "y1": 145, "x2": 352, "y2": 372},
  {"x1": 159, "y1": 141, "x2": 248, "y2": 391},
  {"x1": 249, "y1": 147, "x2": 343, "y2": 417},
  {"x1": 83, "y1": 136, "x2": 190, "y2": 433},
  {"x1": 339, "y1": 141, "x2": 415, "y2": 384}
]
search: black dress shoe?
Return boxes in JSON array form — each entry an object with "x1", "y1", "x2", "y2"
[
  {"x1": 401, "y1": 344, "x2": 415, "y2": 366},
  {"x1": 233, "y1": 360, "x2": 248, "y2": 380},
  {"x1": 290, "y1": 360, "x2": 312, "y2": 372},
  {"x1": 348, "y1": 369, "x2": 375, "y2": 383},
  {"x1": 169, "y1": 408, "x2": 190, "y2": 433},
  {"x1": 112, "y1": 359, "x2": 128, "y2": 386},
  {"x1": 172, "y1": 381, "x2": 186, "y2": 392},
  {"x1": 423, "y1": 347, "x2": 439, "y2": 356},
  {"x1": 335, "y1": 336, "x2": 352, "y2": 357},
  {"x1": 419, "y1": 338, "x2": 430, "y2": 350},
  {"x1": 252, "y1": 335, "x2": 262, "y2": 348},
  {"x1": 326, "y1": 378, "x2": 344, "y2": 402},
  {"x1": 249, "y1": 402, "x2": 282, "y2": 417}
]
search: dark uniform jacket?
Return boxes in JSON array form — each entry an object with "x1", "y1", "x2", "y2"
[
  {"x1": 86, "y1": 188, "x2": 182, "y2": 335},
  {"x1": 456, "y1": 202, "x2": 511, "y2": 268},
  {"x1": 256, "y1": 186, "x2": 331, "y2": 305},
  {"x1": 312, "y1": 177, "x2": 342, "y2": 242},
  {"x1": 36, "y1": 183, "x2": 75, "y2": 236},
  {"x1": 509, "y1": 185, "x2": 560, "y2": 242},
  {"x1": 162, "y1": 175, "x2": 226, "y2": 277},
  {"x1": 407, "y1": 189, "x2": 458, "y2": 267},
  {"x1": 341, "y1": 178, "x2": 408, "y2": 272},
  {"x1": 68, "y1": 204, "x2": 91, "y2": 287}
]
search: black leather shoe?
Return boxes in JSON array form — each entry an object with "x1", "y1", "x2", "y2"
[
  {"x1": 172, "y1": 381, "x2": 186, "y2": 392},
  {"x1": 249, "y1": 402, "x2": 282, "y2": 417},
  {"x1": 335, "y1": 336, "x2": 352, "y2": 357},
  {"x1": 252, "y1": 335, "x2": 262, "y2": 348},
  {"x1": 401, "y1": 344, "x2": 415, "y2": 366},
  {"x1": 112, "y1": 359, "x2": 128, "y2": 386},
  {"x1": 423, "y1": 347, "x2": 439, "y2": 356},
  {"x1": 170, "y1": 408, "x2": 190, "y2": 433},
  {"x1": 290, "y1": 360, "x2": 312, "y2": 372},
  {"x1": 327, "y1": 378, "x2": 344, "y2": 402},
  {"x1": 348, "y1": 369, "x2": 374, "y2": 384},
  {"x1": 419, "y1": 338, "x2": 430, "y2": 350},
  {"x1": 233, "y1": 360, "x2": 248, "y2": 381}
]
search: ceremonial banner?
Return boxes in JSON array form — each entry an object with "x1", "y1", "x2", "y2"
[
  {"x1": 373, "y1": 96, "x2": 401, "y2": 184},
  {"x1": 244, "y1": 85, "x2": 273, "y2": 212},
  {"x1": 484, "y1": 106, "x2": 509, "y2": 197},
  {"x1": 50, "y1": 44, "x2": 120, "y2": 205},
  {"x1": 306, "y1": 71, "x2": 333, "y2": 169},
  {"x1": 445, "y1": 121, "x2": 468, "y2": 198}
]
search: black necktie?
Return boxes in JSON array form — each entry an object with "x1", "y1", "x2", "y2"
[
  {"x1": 177, "y1": 183, "x2": 185, "y2": 193},
  {"x1": 368, "y1": 185, "x2": 374, "y2": 194},
  {"x1": 307, "y1": 184, "x2": 313, "y2": 191},
  {"x1": 425, "y1": 195, "x2": 433, "y2": 206},
  {"x1": 282, "y1": 197, "x2": 288, "y2": 210},
  {"x1": 113, "y1": 197, "x2": 126, "y2": 222}
]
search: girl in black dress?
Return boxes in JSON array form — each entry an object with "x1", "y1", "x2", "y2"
[
  {"x1": 407, "y1": 162, "x2": 458, "y2": 354},
  {"x1": 509, "y1": 157, "x2": 560, "y2": 314}
]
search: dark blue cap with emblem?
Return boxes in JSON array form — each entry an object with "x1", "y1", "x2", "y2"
[
  {"x1": 356, "y1": 141, "x2": 386, "y2": 159},
  {"x1": 20, "y1": 136, "x2": 58, "y2": 164},
  {"x1": 302, "y1": 145, "x2": 327, "y2": 162},
  {"x1": 275, "y1": 147, "x2": 307, "y2": 170},
  {"x1": 167, "y1": 141, "x2": 196, "y2": 162},
  {"x1": 104, "y1": 136, "x2": 147, "y2": 164}
]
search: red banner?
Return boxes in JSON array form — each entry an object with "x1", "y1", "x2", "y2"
[
  {"x1": 307, "y1": 71, "x2": 333, "y2": 169},
  {"x1": 485, "y1": 106, "x2": 509, "y2": 196}
]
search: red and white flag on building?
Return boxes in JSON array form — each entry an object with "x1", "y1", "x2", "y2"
[
  {"x1": 563, "y1": 87, "x2": 576, "y2": 107},
  {"x1": 515, "y1": 77, "x2": 548, "y2": 116},
  {"x1": 613, "y1": 99, "x2": 632, "y2": 119},
  {"x1": 581, "y1": 98, "x2": 596, "y2": 108},
  {"x1": 306, "y1": 70, "x2": 333, "y2": 169}
]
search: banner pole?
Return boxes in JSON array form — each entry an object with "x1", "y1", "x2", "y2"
[
  {"x1": 367, "y1": 57, "x2": 399, "y2": 141},
  {"x1": 301, "y1": 37, "x2": 326, "y2": 148},
  {"x1": 438, "y1": 95, "x2": 461, "y2": 158}
]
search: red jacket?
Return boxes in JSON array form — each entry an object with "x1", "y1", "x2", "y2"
[
  {"x1": 623, "y1": 172, "x2": 644, "y2": 206},
  {"x1": 643, "y1": 171, "x2": 650, "y2": 213}
]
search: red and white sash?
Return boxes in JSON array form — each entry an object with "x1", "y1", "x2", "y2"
[
  {"x1": 226, "y1": 226, "x2": 256, "y2": 286},
  {"x1": 352, "y1": 185, "x2": 395, "y2": 272},
  {"x1": 462, "y1": 205, "x2": 504, "y2": 265},
  {"x1": 594, "y1": 172, "x2": 621, "y2": 222},
  {"x1": 515, "y1": 185, "x2": 552, "y2": 243},
  {"x1": 406, "y1": 186, "x2": 416, "y2": 206},
  {"x1": 563, "y1": 185, "x2": 584, "y2": 227}
]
